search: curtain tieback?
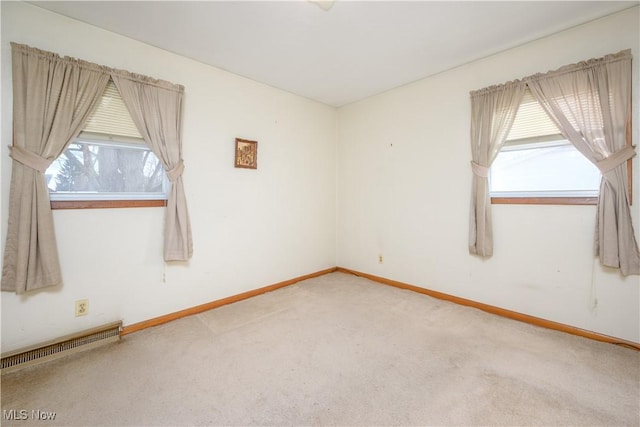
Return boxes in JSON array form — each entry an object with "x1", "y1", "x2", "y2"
[
  {"x1": 470, "y1": 161, "x2": 489, "y2": 178},
  {"x1": 9, "y1": 146, "x2": 51, "y2": 173},
  {"x1": 596, "y1": 146, "x2": 636, "y2": 174},
  {"x1": 167, "y1": 160, "x2": 184, "y2": 182}
]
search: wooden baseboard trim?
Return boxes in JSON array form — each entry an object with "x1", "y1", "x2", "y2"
[
  {"x1": 122, "y1": 267, "x2": 337, "y2": 336},
  {"x1": 336, "y1": 267, "x2": 640, "y2": 351}
]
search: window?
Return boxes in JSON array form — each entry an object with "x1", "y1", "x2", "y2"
[
  {"x1": 491, "y1": 140, "x2": 601, "y2": 198},
  {"x1": 45, "y1": 80, "x2": 168, "y2": 209},
  {"x1": 490, "y1": 88, "x2": 603, "y2": 205},
  {"x1": 46, "y1": 138, "x2": 168, "y2": 198}
]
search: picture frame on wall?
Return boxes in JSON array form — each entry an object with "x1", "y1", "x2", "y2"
[{"x1": 234, "y1": 138, "x2": 258, "y2": 169}]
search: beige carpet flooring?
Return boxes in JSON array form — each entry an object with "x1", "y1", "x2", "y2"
[{"x1": 1, "y1": 272, "x2": 639, "y2": 426}]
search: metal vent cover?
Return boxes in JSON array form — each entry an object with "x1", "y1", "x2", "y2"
[{"x1": 1, "y1": 321, "x2": 122, "y2": 374}]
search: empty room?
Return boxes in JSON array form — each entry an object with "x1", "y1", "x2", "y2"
[{"x1": 1, "y1": 1, "x2": 639, "y2": 425}]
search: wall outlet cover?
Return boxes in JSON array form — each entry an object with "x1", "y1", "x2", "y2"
[{"x1": 75, "y1": 299, "x2": 89, "y2": 317}]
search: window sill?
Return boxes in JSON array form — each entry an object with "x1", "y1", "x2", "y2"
[
  {"x1": 51, "y1": 199, "x2": 167, "y2": 210},
  {"x1": 491, "y1": 197, "x2": 598, "y2": 205}
]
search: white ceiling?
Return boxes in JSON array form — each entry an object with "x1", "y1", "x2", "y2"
[{"x1": 31, "y1": 1, "x2": 638, "y2": 107}]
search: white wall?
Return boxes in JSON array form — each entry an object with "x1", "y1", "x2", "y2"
[
  {"x1": 337, "y1": 6, "x2": 640, "y2": 343},
  {"x1": 1, "y1": 1, "x2": 337, "y2": 352},
  {"x1": 2, "y1": 2, "x2": 639, "y2": 353}
]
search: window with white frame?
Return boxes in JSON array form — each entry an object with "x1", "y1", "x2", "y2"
[
  {"x1": 489, "y1": 88, "x2": 601, "y2": 201},
  {"x1": 45, "y1": 80, "x2": 168, "y2": 202}
]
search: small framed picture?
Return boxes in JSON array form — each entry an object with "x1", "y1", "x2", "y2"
[{"x1": 234, "y1": 138, "x2": 258, "y2": 169}]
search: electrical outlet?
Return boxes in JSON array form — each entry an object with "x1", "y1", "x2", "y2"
[
  {"x1": 75, "y1": 299, "x2": 89, "y2": 317},
  {"x1": 378, "y1": 255, "x2": 383, "y2": 264}
]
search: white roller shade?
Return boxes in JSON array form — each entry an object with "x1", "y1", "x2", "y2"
[
  {"x1": 506, "y1": 88, "x2": 562, "y2": 145},
  {"x1": 81, "y1": 79, "x2": 144, "y2": 141}
]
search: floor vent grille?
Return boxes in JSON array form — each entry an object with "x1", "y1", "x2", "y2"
[{"x1": 1, "y1": 321, "x2": 122, "y2": 374}]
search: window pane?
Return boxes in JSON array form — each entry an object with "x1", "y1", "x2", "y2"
[
  {"x1": 490, "y1": 142, "x2": 601, "y2": 197},
  {"x1": 46, "y1": 141, "x2": 167, "y2": 200}
]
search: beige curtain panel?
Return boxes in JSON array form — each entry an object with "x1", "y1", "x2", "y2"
[
  {"x1": 526, "y1": 50, "x2": 639, "y2": 275},
  {"x1": 469, "y1": 50, "x2": 639, "y2": 276},
  {"x1": 2, "y1": 43, "x2": 191, "y2": 294},
  {"x1": 2, "y1": 43, "x2": 110, "y2": 294},
  {"x1": 112, "y1": 75, "x2": 193, "y2": 261},
  {"x1": 468, "y1": 81, "x2": 526, "y2": 256}
]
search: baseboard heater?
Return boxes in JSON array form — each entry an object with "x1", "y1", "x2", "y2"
[{"x1": 1, "y1": 321, "x2": 122, "y2": 374}]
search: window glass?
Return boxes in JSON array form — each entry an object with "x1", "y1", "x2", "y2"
[
  {"x1": 490, "y1": 140, "x2": 601, "y2": 198},
  {"x1": 46, "y1": 139, "x2": 167, "y2": 201}
]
